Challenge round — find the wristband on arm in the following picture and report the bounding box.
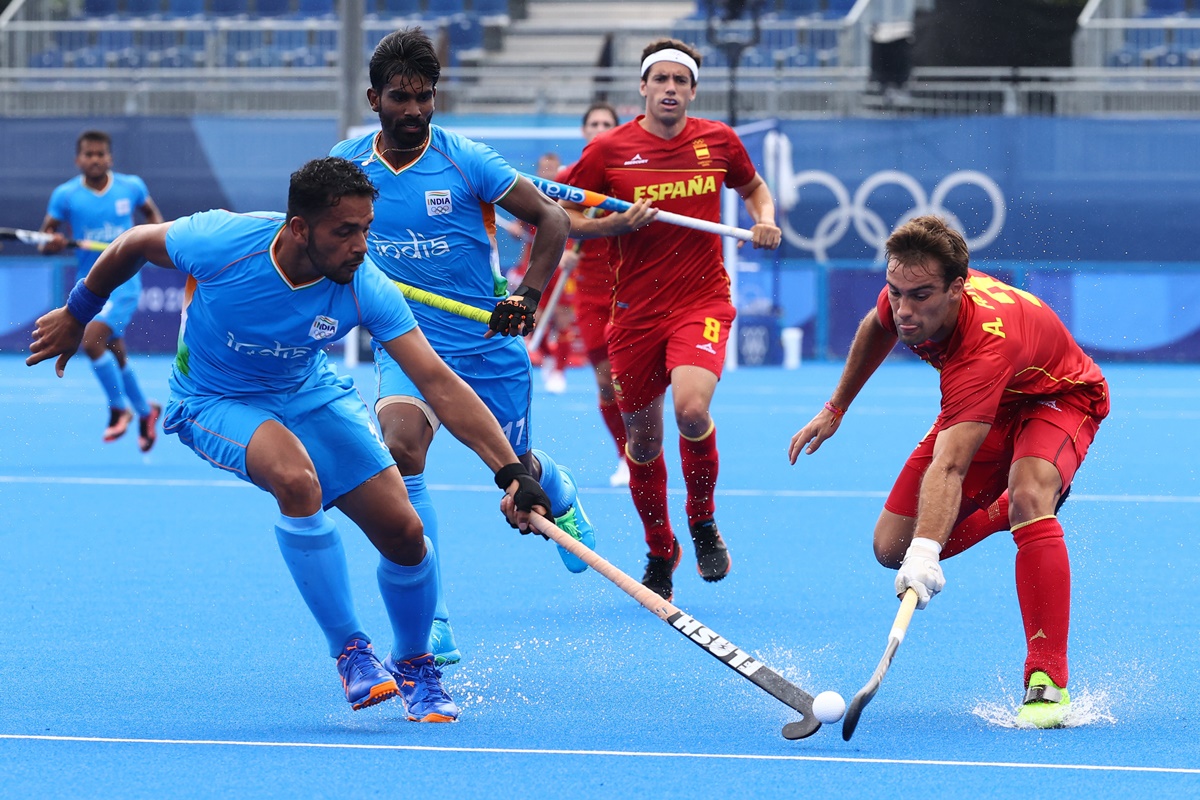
[66,278,107,325]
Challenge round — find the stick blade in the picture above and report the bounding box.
[840,683,877,741]
[781,715,821,740]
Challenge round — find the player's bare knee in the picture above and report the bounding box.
[268,465,323,513]
[673,406,709,436]
[376,517,426,566]
[874,538,906,569]
[384,433,426,474]
[1008,482,1057,521]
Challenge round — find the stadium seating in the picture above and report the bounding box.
[255,0,292,15]
[124,0,164,16]
[471,0,509,15]
[210,0,251,16]
[165,0,204,17]
[373,0,423,17]
[82,0,119,17]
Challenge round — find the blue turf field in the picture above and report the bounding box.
[1,354,1198,798]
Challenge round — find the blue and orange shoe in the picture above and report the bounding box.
[553,466,597,574]
[384,653,460,723]
[336,638,399,711]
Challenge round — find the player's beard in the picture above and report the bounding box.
[306,237,359,285]
[388,113,430,151]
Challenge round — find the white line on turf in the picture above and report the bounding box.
[0,733,1197,774]
[0,475,1197,504]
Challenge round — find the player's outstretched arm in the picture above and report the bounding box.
[561,198,657,241]
[378,327,551,531]
[735,175,781,251]
[788,308,897,463]
[27,222,175,376]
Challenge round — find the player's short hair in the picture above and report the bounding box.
[885,215,970,287]
[640,38,702,85]
[582,101,619,128]
[76,130,112,154]
[287,157,378,223]
[369,27,440,92]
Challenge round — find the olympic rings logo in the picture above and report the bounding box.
[779,170,1006,263]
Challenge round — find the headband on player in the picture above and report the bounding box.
[640,49,699,82]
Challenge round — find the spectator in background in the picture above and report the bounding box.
[40,130,165,451]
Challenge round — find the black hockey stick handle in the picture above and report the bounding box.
[841,588,919,741]
[0,227,107,252]
[529,514,822,740]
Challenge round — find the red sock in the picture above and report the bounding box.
[679,424,718,525]
[943,492,1010,559]
[599,399,627,458]
[1012,516,1071,687]
[627,450,674,557]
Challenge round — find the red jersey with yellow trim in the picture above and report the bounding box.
[556,162,614,305]
[876,268,1109,428]
[563,115,757,330]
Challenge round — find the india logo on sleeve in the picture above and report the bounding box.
[308,315,339,340]
[425,190,453,216]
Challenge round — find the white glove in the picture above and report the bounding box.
[895,537,945,610]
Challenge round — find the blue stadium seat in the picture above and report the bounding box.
[376,0,422,15]
[297,0,335,17]
[432,0,466,17]
[1144,0,1186,16]
[273,28,309,50]
[125,0,163,14]
[83,0,119,17]
[823,0,855,18]
[210,0,250,15]
[224,29,267,65]
[55,30,92,51]
[68,46,105,68]
[29,48,65,68]
[445,16,482,54]
[165,0,204,17]
[472,0,508,14]
[1126,27,1168,50]
[778,0,821,16]
[255,0,291,14]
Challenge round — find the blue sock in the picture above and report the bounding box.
[91,351,126,410]
[120,364,151,418]
[403,474,449,621]
[377,540,438,661]
[274,511,365,657]
[532,448,574,517]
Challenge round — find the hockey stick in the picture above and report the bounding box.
[392,281,491,325]
[525,249,576,353]
[529,514,822,740]
[841,587,919,741]
[524,174,755,242]
[0,227,108,252]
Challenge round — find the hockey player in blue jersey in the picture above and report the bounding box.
[40,130,165,450]
[330,27,596,668]
[27,157,554,723]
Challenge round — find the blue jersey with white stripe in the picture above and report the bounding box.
[46,171,149,301]
[330,125,518,355]
[164,209,416,396]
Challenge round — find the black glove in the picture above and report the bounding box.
[494,462,552,536]
[488,285,541,337]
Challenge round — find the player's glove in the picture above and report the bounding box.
[488,285,541,337]
[894,537,945,610]
[494,462,552,537]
